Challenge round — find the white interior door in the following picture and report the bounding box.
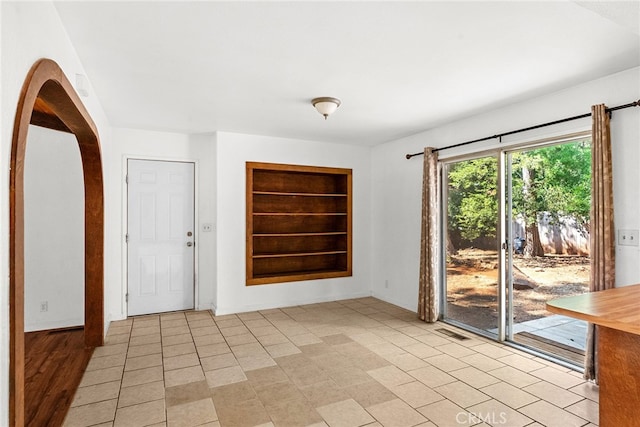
[127,159,195,316]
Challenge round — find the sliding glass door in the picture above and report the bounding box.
[442,136,591,364]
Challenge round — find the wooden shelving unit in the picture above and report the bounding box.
[246,162,352,285]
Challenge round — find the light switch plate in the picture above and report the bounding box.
[618,229,639,246]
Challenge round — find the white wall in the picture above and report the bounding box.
[0,2,112,425]
[372,66,640,311]
[215,132,372,314]
[24,126,84,331]
[107,128,217,321]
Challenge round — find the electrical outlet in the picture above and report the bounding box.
[618,229,639,246]
[40,301,48,312]
[202,223,213,232]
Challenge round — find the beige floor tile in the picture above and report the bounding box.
[354,353,391,371]
[232,342,267,358]
[459,353,506,372]
[190,327,221,338]
[265,397,324,426]
[167,398,218,427]
[121,366,164,388]
[423,353,469,372]
[117,380,165,408]
[413,333,451,347]
[471,343,514,359]
[255,381,305,406]
[265,342,301,358]
[71,381,121,407]
[114,399,165,427]
[237,354,277,371]
[487,366,540,388]
[342,380,397,408]
[211,381,258,405]
[165,365,205,388]
[186,319,216,330]
[385,333,420,348]
[530,366,585,389]
[327,367,373,388]
[80,366,125,387]
[569,382,600,403]
[124,353,163,372]
[390,381,443,409]
[316,398,375,427]
[243,318,271,329]
[93,343,129,358]
[385,352,429,371]
[166,380,211,408]
[161,333,193,347]
[105,333,131,345]
[245,365,290,390]
[200,352,239,371]
[196,342,231,357]
[523,381,584,408]
[164,352,200,371]
[108,325,133,336]
[288,332,324,346]
[64,399,118,427]
[225,333,258,346]
[237,311,265,321]
[220,325,250,337]
[408,366,456,388]
[566,398,599,424]
[206,365,248,388]
[248,325,281,337]
[128,334,161,347]
[257,333,290,346]
[300,380,351,407]
[434,342,477,358]
[402,342,443,359]
[449,366,501,389]
[435,380,491,408]
[519,400,589,427]
[215,398,271,427]
[194,333,226,346]
[497,353,546,372]
[215,318,244,328]
[287,365,331,388]
[416,399,470,427]
[480,381,539,409]
[131,326,161,337]
[366,398,427,427]
[162,342,196,358]
[367,342,407,357]
[466,399,533,427]
[86,353,127,371]
[322,333,354,346]
[367,365,414,388]
[162,325,191,337]
[127,342,162,358]
[160,318,188,329]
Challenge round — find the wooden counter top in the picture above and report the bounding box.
[546,284,640,336]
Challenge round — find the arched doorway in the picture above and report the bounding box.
[9,59,104,427]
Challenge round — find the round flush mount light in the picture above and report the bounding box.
[312,97,341,120]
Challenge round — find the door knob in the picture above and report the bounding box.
[187,242,193,247]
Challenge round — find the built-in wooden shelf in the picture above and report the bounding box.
[246,162,352,285]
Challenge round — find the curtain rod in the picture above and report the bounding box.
[405,99,640,159]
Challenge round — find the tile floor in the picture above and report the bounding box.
[63,297,599,427]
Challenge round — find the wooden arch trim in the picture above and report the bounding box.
[9,58,104,427]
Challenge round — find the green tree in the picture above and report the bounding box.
[511,140,591,256]
[447,157,498,243]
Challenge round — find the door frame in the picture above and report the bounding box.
[122,156,199,316]
[9,59,104,427]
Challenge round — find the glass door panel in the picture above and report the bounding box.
[506,140,591,364]
[443,156,500,335]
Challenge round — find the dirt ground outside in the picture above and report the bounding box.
[446,248,589,331]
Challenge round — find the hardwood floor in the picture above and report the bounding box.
[24,328,94,427]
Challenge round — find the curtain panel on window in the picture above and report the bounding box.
[584,104,616,382]
[418,147,440,322]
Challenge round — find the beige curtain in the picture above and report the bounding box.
[584,104,616,381]
[418,147,439,322]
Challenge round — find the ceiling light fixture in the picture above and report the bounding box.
[312,97,341,120]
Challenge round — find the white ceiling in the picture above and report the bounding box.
[53,1,640,146]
